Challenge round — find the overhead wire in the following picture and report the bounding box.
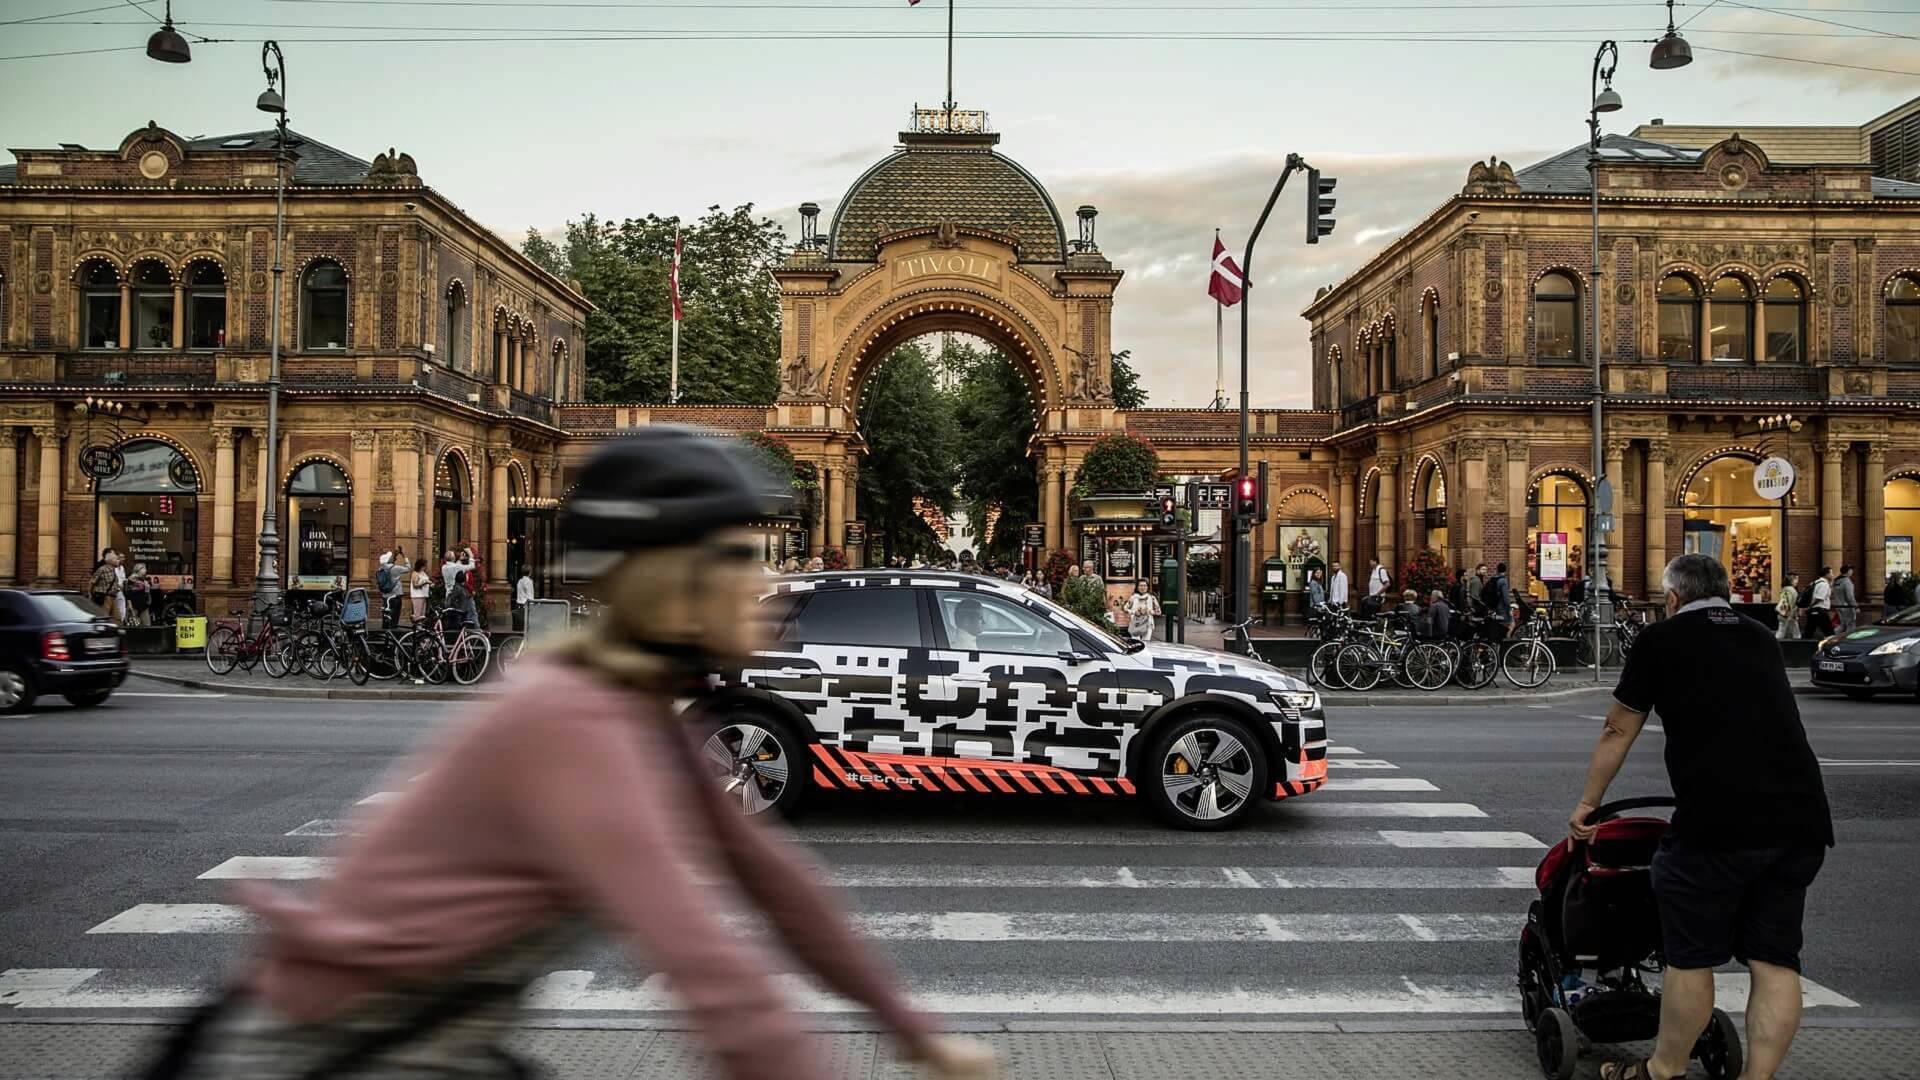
[1715,0,1917,38]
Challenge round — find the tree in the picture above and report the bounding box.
[856,343,959,561]
[946,339,1039,565]
[520,205,785,404]
[1110,349,1149,410]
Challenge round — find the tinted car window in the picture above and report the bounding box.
[0,594,28,627]
[757,593,804,643]
[790,587,923,648]
[937,591,1072,656]
[31,593,110,624]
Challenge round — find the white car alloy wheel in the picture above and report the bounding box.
[1155,724,1260,827]
[702,720,794,816]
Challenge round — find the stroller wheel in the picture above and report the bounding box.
[1534,1006,1578,1080]
[1517,934,1553,1033]
[1696,1006,1744,1078]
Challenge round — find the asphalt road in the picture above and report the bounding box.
[2,674,1915,1029]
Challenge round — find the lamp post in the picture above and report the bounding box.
[253,41,290,610]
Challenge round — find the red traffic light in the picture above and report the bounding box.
[1237,477,1256,500]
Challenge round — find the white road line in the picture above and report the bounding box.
[355,791,401,806]
[3,969,1856,1014]
[112,692,230,699]
[285,819,350,836]
[1324,745,1365,755]
[1820,760,1920,767]
[180,860,1536,887]
[88,905,253,934]
[1323,778,1439,792]
[1282,802,1488,819]
[1379,831,1547,849]
[1327,759,1400,770]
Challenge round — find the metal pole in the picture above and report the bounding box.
[670,316,680,404]
[254,40,289,612]
[1588,41,1615,681]
[946,0,954,117]
[1235,155,1304,648]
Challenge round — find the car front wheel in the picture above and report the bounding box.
[700,712,804,818]
[1141,714,1268,831]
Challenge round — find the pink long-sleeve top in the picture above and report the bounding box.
[235,659,934,1079]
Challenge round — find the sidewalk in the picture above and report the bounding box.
[129,655,497,701]
[2,1020,1915,1079]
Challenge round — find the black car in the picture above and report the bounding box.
[0,589,130,713]
[1810,604,1920,699]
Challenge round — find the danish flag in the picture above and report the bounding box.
[669,229,683,322]
[1209,236,1244,307]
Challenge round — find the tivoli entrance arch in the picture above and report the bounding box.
[770,110,1124,558]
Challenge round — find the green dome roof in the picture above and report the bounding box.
[828,133,1068,264]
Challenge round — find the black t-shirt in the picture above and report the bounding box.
[1613,602,1833,851]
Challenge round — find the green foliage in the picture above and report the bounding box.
[519,206,785,404]
[1044,549,1077,591]
[1187,553,1222,594]
[1076,433,1160,494]
[739,430,796,483]
[856,343,959,559]
[1059,573,1111,625]
[1401,549,1451,601]
[947,339,1039,565]
[1110,349,1149,410]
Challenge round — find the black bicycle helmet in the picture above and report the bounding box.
[559,427,789,556]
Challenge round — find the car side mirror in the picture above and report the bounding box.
[1057,650,1094,665]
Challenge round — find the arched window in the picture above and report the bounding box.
[1526,473,1589,598]
[1885,478,1920,597]
[131,261,173,351]
[1711,276,1755,362]
[1534,272,1579,360]
[1658,274,1701,361]
[444,282,467,370]
[1418,462,1448,552]
[1424,296,1440,378]
[300,261,348,350]
[552,341,569,400]
[186,262,227,349]
[1764,277,1805,364]
[1888,274,1920,365]
[434,452,469,558]
[79,261,122,350]
[1384,332,1398,388]
[95,439,198,588]
[287,461,351,592]
[1684,454,1775,600]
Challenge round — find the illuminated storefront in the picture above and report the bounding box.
[1884,476,1920,584]
[1684,455,1776,601]
[1526,473,1587,598]
[95,439,198,592]
[287,460,351,592]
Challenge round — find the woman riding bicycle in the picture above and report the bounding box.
[162,428,995,1079]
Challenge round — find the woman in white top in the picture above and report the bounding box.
[408,558,433,624]
[1122,579,1161,642]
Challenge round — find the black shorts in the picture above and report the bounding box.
[1650,834,1826,972]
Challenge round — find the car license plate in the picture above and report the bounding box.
[1818,660,1846,673]
[85,638,117,654]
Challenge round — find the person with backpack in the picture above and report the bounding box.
[1366,557,1391,600]
[1806,566,1835,639]
[1775,572,1800,641]
[376,548,405,628]
[1481,562,1513,637]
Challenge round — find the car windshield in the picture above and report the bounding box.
[1015,586,1141,652]
[1881,604,1920,626]
[32,593,109,623]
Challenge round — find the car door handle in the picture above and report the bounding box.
[776,666,810,677]
[951,674,990,685]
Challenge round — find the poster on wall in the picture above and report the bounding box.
[1081,533,1100,569]
[1281,524,1329,591]
[1104,537,1138,582]
[783,530,809,560]
[1889,536,1914,577]
[1537,532,1569,582]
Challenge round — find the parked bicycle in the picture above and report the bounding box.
[1333,615,1452,692]
[205,596,295,677]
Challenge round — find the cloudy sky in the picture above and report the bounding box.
[4,0,1917,406]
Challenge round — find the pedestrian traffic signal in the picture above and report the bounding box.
[1307,168,1337,244]
[1159,496,1178,528]
[1236,475,1258,522]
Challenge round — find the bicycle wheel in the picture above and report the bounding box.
[1335,643,1382,692]
[1308,641,1347,689]
[1405,642,1452,691]
[261,630,293,678]
[1457,640,1500,689]
[411,633,450,684]
[205,625,241,675]
[1503,638,1556,689]
[364,631,402,680]
[346,642,371,685]
[1389,642,1420,689]
[449,631,492,686]
[495,634,525,679]
[310,631,346,681]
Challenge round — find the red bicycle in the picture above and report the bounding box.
[204,598,295,677]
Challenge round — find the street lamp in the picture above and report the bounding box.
[1585,16,1689,674]
[144,0,191,64]
[253,40,290,611]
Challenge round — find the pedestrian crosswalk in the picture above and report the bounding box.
[0,740,1863,1021]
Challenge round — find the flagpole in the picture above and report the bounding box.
[1213,229,1225,410]
[669,227,681,404]
[945,0,954,121]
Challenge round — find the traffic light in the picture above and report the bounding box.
[1159,496,1178,529]
[1307,168,1337,244]
[1236,475,1258,523]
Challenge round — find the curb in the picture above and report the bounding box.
[1318,683,1614,707]
[129,667,499,702]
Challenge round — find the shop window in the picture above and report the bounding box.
[1765,277,1805,364]
[1419,463,1448,553]
[96,439,198,593]
[131,261,173,351]
[1711,276,1754,362]
[1526,474,1588,598]
[1683,455,1775,601]
[187,262,227,349]
[1889,274,1920,365]
[301,261,349,350]
[434,453,469,558]
[1885,478,1920,600]
[288,461,352,592]
[80,261,121,350]
[1658,274,1701,361]
[445,282,467,369]
[1534,272,1579,360]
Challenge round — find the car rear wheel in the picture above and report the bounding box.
[0,666,36,714]
[1141,714,1268,831]
[700,712,804,818]
[63,690,112,708]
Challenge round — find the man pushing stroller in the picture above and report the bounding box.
[1569,554,1833,1080]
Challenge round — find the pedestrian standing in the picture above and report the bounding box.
[1571,554,1831,1080]
[408,558,432,624]
[112,553,129,625]
[378,548,405,628]
[1426,589,1452,639]
[1307,567,1326,610]
[125,563,151,627]
[514,567,535,631]
[1775,573,1800,641]
[1327,561,1350,609]
[1806,566,1834,639]
[1366,557,1390,600]
[440,549,460,593]
[90,551,120,614]
[1485,562,1513,637]
[1122,580,1160,642]
[1833,564,1857,632]
[806,556,826,572]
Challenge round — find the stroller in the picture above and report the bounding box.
[1517,797,1743,1080]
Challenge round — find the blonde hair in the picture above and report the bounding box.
[544,546,715,689]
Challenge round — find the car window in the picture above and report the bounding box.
[31,593,109,624]
[789,587,923,648]
[1883,604,1920,626]
[0,594,27,627]
[756,593,804,642]
[936,590,1072,656]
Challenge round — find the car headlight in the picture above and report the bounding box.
[1272,689,1320,712]
[1869,637,1920,657]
